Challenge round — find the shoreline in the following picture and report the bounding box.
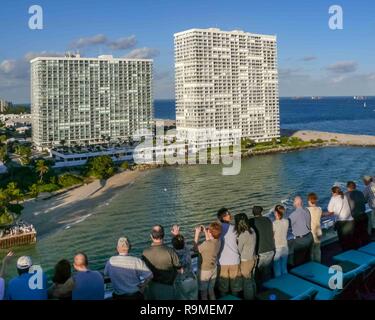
[21,169,146,237]
[244,130,375,157]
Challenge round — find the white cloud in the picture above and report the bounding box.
[109,35,137,50]
[125,47,160,59]
[24,51,65,61]
[70,34,108,49]
[326,61,358,74]
[302,56,317,62]
[0,60,16,73]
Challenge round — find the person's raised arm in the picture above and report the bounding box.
[193,226,203,251]
[171,224,180,237]
[0,251,14,278]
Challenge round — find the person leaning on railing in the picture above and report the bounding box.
[288,197,314,267]
[346,181,370,248]
[142,225,183,300]
[171,225,198,300]
[234,213,257,300]
[216,208,242,297]
[306,193,323,263]
[0,251,13,300]
[193,221,222,300]
[325,186,355,251]
[104,237,153,300]
[363,175,375,233]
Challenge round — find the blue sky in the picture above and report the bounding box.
[0,0,374,102]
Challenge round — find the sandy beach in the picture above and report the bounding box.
[21,169,146,237]
[291,130,375,146]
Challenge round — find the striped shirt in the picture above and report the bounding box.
[104,254,153,295]
[364,182,375,210]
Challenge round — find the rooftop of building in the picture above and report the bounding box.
[174,27,277,40]
[30,54,153,64]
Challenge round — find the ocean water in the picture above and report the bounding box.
[1,97,375,279]
[155,97,375,136]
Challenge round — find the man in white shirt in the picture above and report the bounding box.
[327,186,355,250]
[363,176,375,232]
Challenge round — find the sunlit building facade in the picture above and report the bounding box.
[31,55,153,148]
[174,28,280,148]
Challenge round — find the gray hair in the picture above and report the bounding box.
[117,237,130,250]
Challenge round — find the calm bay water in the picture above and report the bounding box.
[4,146,375,279]
[1,97,375,279]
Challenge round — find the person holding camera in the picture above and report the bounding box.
[171,225,198,300]
[193,222,222,300]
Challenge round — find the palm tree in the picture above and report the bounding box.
[35,160,49,183]
[5,182,23,204]
[15,145,31,166]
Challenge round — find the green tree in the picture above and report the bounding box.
[15,145,32,165]
[0,145,8,162]
[0,187,18,226]
[35,159,49,182]
[5,182,23,204]
[120,161,129,170]
[0,208,14,226]
[29,183,39,198]
[87,155,115,179]
[0,135,6,144]
[0,188,7,206]
[58,174,83,188]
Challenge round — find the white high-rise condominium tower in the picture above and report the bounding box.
[174,28,280,147]
[31,54,153,148]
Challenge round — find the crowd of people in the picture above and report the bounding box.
[0,221,36,238]
[0,176,374,300]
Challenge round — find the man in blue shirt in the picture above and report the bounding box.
[7,256,48,300]
[72,252,104,300]
[104,237,153,300]
[289,196,313,267]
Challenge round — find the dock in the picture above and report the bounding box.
[0,232,37,249]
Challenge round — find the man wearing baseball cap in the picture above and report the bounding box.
[6,256,48,300]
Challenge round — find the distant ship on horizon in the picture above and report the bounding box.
[354,96,367,100]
